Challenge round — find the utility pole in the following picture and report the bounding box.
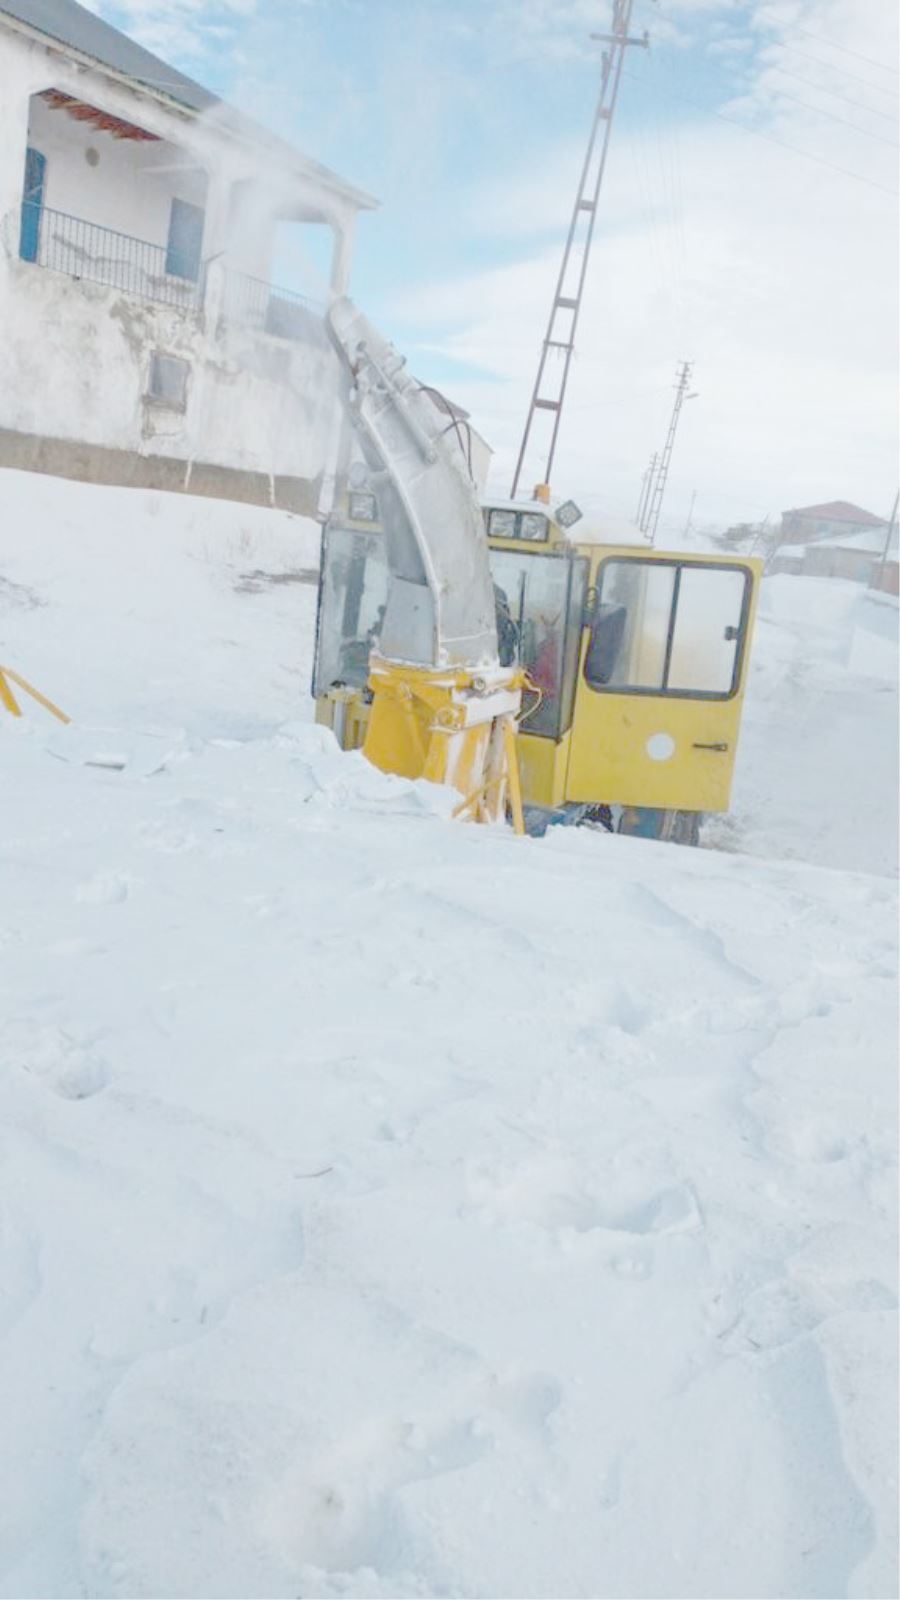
[645,360,696,546]
[875,490,899,590]
[510,0,649,499]
[636,452,658,529]
[682,487,697,540]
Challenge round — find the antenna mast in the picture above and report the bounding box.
[510,0,648,500]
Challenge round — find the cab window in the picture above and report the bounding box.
[585,558,750,700]
[491,550,587,737]
[313,524,388,697]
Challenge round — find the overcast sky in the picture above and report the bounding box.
[96,0,898,537]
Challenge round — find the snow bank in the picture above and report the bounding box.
[705,572,898,876]
[1,469,897,1599]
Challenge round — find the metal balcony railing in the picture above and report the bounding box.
[221,271,326,346]
[19,203,203,310]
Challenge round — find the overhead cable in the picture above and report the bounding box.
[765,61,897,123]
[623,70,898,197]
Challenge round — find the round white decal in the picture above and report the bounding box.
[646,732,676,762]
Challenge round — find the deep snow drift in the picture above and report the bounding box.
[1,471,897,1599]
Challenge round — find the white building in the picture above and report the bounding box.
[0,0,378,512]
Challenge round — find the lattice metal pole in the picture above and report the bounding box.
[635,451,658,528]
[510,0,648,500]
[645,361,694,546]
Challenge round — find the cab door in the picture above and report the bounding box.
[565,551,760,813]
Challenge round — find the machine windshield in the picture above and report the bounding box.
[313,524,388,697]
[490,549,586,738]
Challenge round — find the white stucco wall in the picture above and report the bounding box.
[0,239,340,484]
[0,20,368,500]
[26,95,209,254]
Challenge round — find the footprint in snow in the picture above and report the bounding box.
[469,1157,701,1241]
[75,871,130,906]
[267,1370,561,1576]
[5,1021,110,1100]
[725,1273,897,1356]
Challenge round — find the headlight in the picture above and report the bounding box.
[488,509,517,539]
[520,512,549,542]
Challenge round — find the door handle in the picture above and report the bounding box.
[692,741,729,752]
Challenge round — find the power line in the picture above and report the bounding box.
[765,62,897,123]
[758,15,900,76]
[624,70,898,197]
[766,84,899,146]
[771,40,899,100]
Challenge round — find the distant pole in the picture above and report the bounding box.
[875,490,899,588]
[645,360,695,546]
[748,512,771,559]
[682,487,697,539]
[635,452,657,525]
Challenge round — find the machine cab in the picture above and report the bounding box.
[481,497,761,824]
[313,490,761,832]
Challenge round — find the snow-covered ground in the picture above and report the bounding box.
[1,471,897,1600]
[704,574,899,878]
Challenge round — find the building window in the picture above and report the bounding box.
[147,352,189,409]
[165,198,204,282]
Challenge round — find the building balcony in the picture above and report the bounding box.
[218,269,326,346]
[19,201,203,311]
[17,202,326,346]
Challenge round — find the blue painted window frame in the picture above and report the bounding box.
[20,146,46,263]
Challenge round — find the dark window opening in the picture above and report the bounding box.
[165,197,204,282]
[147,351,189,409]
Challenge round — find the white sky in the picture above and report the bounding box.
[96,0,899,536]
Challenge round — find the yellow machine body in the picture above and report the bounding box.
[361,656,525,830]
[312,503,761,833]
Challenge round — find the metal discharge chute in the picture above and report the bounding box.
[323,298,525,830]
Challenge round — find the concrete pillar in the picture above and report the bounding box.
[0,79,33,236]
[329,211,356,297]
[198,169,234,327]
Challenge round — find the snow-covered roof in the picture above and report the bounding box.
[0,0,214,111]
[0,0,378,212]
[809,525,897,556]
[481,497,553,516]
[782,500,887,528]
[569,512,651,549]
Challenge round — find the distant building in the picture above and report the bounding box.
[779,501,888,546]
[0,0,377,513]
[771,500,894,586]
